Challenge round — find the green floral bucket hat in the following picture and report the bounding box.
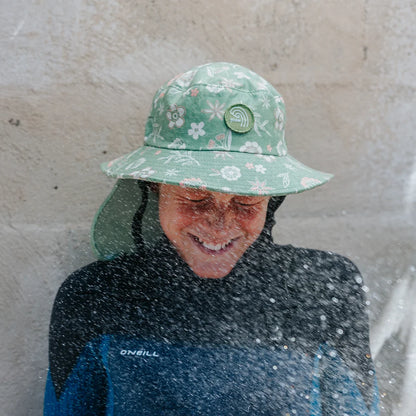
[92,62,333,259]
[102,62,332,195]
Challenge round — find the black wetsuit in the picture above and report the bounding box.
[44,197,379,415]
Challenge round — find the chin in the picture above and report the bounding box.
[190,262,236,279]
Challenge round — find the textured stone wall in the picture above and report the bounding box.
[1,1,415,414]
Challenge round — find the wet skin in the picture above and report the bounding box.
[158,184,270,279]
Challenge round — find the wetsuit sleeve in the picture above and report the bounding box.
[322,257,379,414]
[44,339,108,415]
[44,264,113,413]
[312,343,378,416]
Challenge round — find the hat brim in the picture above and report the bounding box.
[101,145,332,196]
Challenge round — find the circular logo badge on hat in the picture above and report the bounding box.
[224,104,254,133]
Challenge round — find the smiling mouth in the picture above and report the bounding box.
[190,234,237,254]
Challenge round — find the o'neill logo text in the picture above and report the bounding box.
[120,350,160,357]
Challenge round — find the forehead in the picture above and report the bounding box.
[159,184,269,202]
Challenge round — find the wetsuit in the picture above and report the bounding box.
[44,197,379,415]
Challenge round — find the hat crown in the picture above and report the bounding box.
[144,62,288,157]
[101,62,332,197]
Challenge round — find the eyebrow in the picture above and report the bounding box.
[178,189,210,198]
[233,195,266,202]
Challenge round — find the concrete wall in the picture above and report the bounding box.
[1,0,415,414]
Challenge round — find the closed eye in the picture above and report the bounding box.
[234,200,261,207]
[235,202,257,206]
[188,198,208,203]
[183,195,211,203]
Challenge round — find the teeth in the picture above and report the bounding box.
[203,242,221,251]
[196,237,232,251]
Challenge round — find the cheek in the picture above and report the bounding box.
[159,205,195,240]
[174,206,205,228]
[239,209,268,239]
[241,219,264,239]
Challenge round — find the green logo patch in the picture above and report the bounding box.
[224,104,254,133]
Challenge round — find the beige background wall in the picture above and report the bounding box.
[1,0,415,414]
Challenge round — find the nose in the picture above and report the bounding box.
[206,202,234,230]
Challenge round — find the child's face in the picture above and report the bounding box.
[158,184,270,278]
